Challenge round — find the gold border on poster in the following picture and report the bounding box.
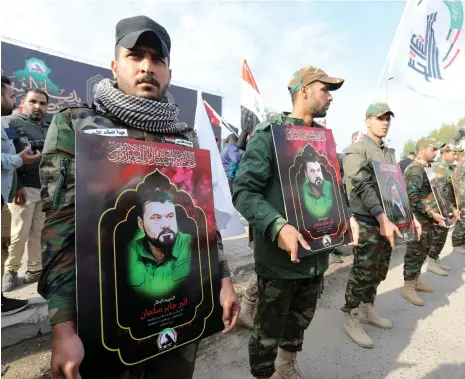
[113,203,204,338]
[270,125,349,252]
[97,169,216,366]
[424,167,448,219]
[292,147,347,245]
[372,161,416,242]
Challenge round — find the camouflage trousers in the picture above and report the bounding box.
[107,342,199,379]
[404,222,448,281]
[244,274,259,303]
[452,218,465,247]
[249,274,323,378]
[428,222,449,260]
[342,221,392,312]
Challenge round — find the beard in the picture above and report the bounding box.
[29,111,44,122]
[1,105,13,116]
[118,74,170,101]
[312,177,323,190]
[313,108,327,118]
[146,228,177,256]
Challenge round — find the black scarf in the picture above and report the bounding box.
[93,79,192,134]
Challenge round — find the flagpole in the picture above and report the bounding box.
[372,0,413,101]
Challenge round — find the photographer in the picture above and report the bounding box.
[2,88,47,292]
[1,76,41,314]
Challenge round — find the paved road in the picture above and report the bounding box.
[3,234,464,379]
[194,237,465,379]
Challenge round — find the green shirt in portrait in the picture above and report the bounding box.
[302,179,333,219]
[127,232,192,297]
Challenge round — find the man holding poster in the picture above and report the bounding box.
[233,66,359,379]
[402,138,448,306]
[38,16,239,378]
[342,103,421,349]
[426,143,463,275]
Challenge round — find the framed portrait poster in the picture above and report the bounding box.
[75,133,223,377]
[271,124,352,258]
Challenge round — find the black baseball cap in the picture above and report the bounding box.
[115,16,171,58]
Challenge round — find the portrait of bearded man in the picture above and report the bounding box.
[298,151,340,236]
[126,190,193,297]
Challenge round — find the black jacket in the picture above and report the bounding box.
[2,113,48,189]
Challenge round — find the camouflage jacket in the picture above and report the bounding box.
[343,135,396,224]
[403,158,438,222]
[454,162,465,207]
[433,160,458,213]
[233,112,335,280]
[38,105,230,326]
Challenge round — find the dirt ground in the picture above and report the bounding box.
[8,245,465,379]
[1,256,353,379]
[6,245,465,379]
[1,334,51,379]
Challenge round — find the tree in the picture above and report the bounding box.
[401,139,416,159]
[401,116,464,158]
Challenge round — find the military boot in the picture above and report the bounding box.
[427,258,448,276]
[237,297,255,330]
[436,258,451,271]
[401,280,424,306]
[343,309,374,348]
[358,302,393,329]
[272,348,302,379]
[415,276,433,293]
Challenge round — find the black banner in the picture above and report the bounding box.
[0,41,222,136]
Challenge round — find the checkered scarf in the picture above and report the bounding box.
[93,79,191,134]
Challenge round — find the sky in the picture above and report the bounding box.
[1,0,464,156]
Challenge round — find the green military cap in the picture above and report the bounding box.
[441,143,465,153]
[365,102,395,118]
[288,66,344,96]
[416,137,446,150]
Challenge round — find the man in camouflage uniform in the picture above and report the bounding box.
[236,116,341,331]
[233,66,359,379]
[402,138,449,306]
[425,144,463,275]
[341,103,420,348]
[452,151,465,253]
[38,16,239,379]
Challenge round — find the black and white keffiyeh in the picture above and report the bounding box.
[93,79,192,134]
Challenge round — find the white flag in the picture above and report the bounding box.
[240,59,267,134]
[388,0,465,99]
[194,92,245,238]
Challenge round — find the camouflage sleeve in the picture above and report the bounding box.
[404,166,435,218]
[456,166,465,205]
[215,230,230,279]
[38,109,77,326]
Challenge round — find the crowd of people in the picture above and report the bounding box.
[1,79,47,314]
[1,14,464,379]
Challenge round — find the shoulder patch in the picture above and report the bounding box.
[162,136,194,147]
[253,121,272,133]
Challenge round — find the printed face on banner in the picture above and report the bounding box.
[425,167,452,226]
[271,124,352,258]
[295,146,342,238]
[373,162,416,244]
[119,179,198,301]
[75,134,223,377]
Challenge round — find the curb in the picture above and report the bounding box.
[1,297,50,348]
